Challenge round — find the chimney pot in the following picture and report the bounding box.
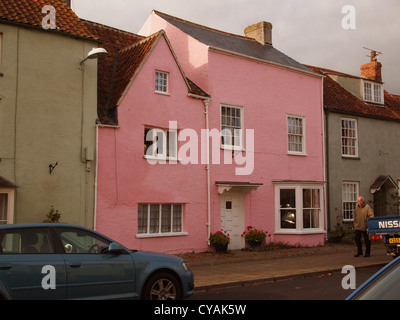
[244,21,273,46]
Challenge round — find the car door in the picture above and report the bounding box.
[0,227,66,299]
[56,227,137,299]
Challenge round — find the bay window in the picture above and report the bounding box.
[275,183,324,233]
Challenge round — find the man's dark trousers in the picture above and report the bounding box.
[355,230,371,256]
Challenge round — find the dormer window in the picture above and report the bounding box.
[363,80,384,104]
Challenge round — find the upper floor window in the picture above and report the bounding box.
[363,81,383,104]
[144,127,177,161]
[287,115,306,155]
[221,104,243,150]
[155,71,168,94]
[341,118,358,158]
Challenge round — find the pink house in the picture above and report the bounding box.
[95,11,325,253]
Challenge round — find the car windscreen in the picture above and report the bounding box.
[354,261,400,300]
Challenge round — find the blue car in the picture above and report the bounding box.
[0,224,194,300]
[347,256,400,300]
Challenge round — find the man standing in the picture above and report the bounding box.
[354,196,374,257]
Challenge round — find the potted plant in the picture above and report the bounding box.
[209,230,230,253]
[241,226,267,247]
[43,206,61,223]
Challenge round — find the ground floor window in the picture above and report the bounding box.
[275,183,324,233]
[137,204,183,236]
[342,181,359,221]
[0,189,14,225]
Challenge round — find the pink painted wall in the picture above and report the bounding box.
[96,13,326,253]
[96,35,209,253]
[139,13,325,249]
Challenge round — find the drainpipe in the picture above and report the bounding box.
[203,99,211,245]
[188,93,212,246]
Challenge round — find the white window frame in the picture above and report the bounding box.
[136,204,187,238]
[341,118,358,158]
[155,70,169,94]
[287,115,306,155]
[275,183,324,234]
[0,33,3,75]
[144,127,177,161]
[363,80,384,104]
[0,188,15,225]
[220,104,243,151]
[342,181,359,221]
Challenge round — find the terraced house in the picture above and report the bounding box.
[93,10,326,253]
[309,53,400,233]
[0,0,100,226]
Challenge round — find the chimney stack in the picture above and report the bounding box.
[244,21,273,46]
[64,0,71,7]
[361,51,382,82]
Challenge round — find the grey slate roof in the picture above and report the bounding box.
[155,11,313,74]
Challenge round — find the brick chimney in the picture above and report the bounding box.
[244,21,273,46]
[361,51,382,82]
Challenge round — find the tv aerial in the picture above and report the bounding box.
[363,47,383,61]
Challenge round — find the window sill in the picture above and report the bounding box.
[136,232,188,239]
[274,230,326,235]
[287,151,307,156]
[341,156,360,160]
[144,155,180,162]
[155,91,170,96]
[221,145,245,152]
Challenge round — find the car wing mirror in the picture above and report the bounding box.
[108,242,126,254]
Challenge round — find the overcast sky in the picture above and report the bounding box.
[71,0,399,94]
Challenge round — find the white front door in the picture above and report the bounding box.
[220,192,244,250]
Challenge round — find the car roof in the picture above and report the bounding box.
[0,223,92,230]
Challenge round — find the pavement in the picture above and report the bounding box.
[177,242,392,292]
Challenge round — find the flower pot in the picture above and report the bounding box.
[248,241,261,248]
[213,243,228,253]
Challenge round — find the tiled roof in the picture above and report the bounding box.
[0,0,97,41]
[83,20,144,124]
[308,65,400,122]
[154,10,314,75]
[83,21,210,125]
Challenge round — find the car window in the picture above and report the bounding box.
[59,228,111,254]
[0,229,54,254]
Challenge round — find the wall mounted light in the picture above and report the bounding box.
[80,47,108,64]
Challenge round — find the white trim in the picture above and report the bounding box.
[341,117,359,158]
[274,182,325,234]
[220,103,244,150]
[155,70,169,94]
[136,232,188,239]
[0,188,15,224]
[363,80,384,105]
[286,114,306,156]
